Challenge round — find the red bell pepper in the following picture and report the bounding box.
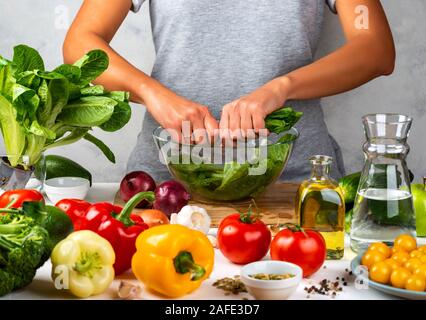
[56,192,154,275]
[0,189,44,208]
[55,199,91,230]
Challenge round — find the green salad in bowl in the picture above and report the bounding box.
[153,107,302,202]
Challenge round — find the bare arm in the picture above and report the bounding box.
[220,0,395,134]
[64,0,218,140]
[284,0,395,100]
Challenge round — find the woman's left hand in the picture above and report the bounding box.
[219,77,290,138]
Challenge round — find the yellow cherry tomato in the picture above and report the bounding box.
[410,250,423,259]
[362,250,386,269]
[368,242,391,258]
[418,245,426,254]
[369,261,392,284]
[420,255,426,264]
[404,258,423,273]
[391,246,406,255]
[394,234,417,253]
[390,267,411,289]
[391,250,410,265]
[384,258,400,270]
[405,275,426,292]
[413,265,426,279]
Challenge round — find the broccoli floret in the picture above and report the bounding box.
[0,214,49,296]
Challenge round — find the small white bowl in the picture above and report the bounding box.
[44,177,90,204]
[241,261,302,300]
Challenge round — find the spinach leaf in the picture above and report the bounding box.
[99,101,131,132]
[265,107,303,134]
[0,59,15,99]
[73,50,108,87]
[57,96,115,127]
[0,95,26,165]
[106,91,130,102]
[53,64,81,83]
[12,45,45,73]
[44,127,89,150]
[80,85,105,96]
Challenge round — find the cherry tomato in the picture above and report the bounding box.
[368,242,391,258]
[405,275,426,292]
[217,211,271,264]
[413,265,426,279]
[394,234,417,253]
[270,224,326,277]
[384,258,400,271]
[403,258,422,273]
[391,247,406,255]
[418,245,426,254]
[391,250,410,265]
[370,261,392,284]
[362,250,386,269]
[420,255,426,264]
[410,250,424,259]
[0,189,44,208]
[390,267,411,289]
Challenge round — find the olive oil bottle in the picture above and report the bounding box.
[296,155,345,260]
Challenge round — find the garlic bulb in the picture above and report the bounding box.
[170,205,211,234]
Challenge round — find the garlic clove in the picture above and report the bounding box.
[207,235,218,248]
[117,281,142,300]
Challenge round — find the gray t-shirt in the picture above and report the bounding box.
[127,0,345,181]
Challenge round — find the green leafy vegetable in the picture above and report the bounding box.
[0,202,72,296]
[169,107,301,201]
[0,44,131,169]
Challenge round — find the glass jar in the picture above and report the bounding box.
[350,114,416,252]
[0,153,46,192]
[297,155,345,260]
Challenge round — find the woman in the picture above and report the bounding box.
[64,0,395,181]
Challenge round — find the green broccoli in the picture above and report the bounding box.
[0,213,49,296]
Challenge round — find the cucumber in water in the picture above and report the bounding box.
[39,155,92,186]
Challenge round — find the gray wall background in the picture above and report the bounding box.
[1,1,425,182]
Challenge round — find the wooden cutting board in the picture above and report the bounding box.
[114,182,299,227]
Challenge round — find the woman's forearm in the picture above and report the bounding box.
[63,31,158,105]
[279,34,395,101]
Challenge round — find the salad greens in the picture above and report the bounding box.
[169,107,302,201]
[0,44,131,169]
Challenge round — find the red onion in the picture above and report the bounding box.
[153,180,190,217]
[120,171,156,208]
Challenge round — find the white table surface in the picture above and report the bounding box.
[0,183,402,300]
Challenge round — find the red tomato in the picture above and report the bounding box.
[0,189,44,208]
[270,225,326,277]
[217,213,271,264]
[55,199,91,229]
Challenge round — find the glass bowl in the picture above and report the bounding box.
[153,126,299,203]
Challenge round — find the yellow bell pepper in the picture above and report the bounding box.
[131,224,214,298]
[51,230,115,298]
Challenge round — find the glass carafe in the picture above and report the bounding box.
[350,114,416,252]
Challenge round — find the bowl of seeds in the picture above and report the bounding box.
[241,261,302,300]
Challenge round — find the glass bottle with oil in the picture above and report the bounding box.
[296,155,345,260]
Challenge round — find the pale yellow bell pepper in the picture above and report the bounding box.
[51,230,115,298]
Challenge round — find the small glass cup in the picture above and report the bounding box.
[0,153,46,192]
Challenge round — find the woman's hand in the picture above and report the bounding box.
[220,77,290,138]
[142,81,219,143]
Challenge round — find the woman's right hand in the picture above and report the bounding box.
[140,81,219,143]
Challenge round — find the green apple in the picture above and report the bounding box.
[412,181,426,237]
